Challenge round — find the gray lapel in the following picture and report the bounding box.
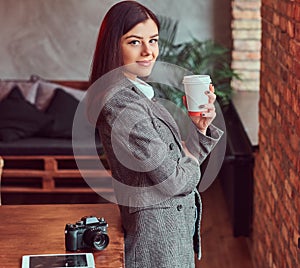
[130,83,183,147]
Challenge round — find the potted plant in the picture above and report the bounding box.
[155,16,240,108]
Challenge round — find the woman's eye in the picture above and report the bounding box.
[129,40,140,45]
[150,38,158,44]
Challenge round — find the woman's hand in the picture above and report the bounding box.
[188,84,217,135]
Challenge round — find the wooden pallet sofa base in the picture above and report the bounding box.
[1,155,113,204]
[2,155,111,192]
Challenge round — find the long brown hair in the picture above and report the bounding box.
[89,1,160,85]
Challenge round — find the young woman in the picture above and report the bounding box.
[88,1,223,267]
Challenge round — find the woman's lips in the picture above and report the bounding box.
[136,60,152,67]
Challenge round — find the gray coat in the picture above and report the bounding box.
[96,77,223,268]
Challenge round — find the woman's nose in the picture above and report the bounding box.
[141,43,151,55]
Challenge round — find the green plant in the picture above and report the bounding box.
[155,16,240,107]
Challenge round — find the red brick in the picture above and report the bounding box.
[289,132,300,152]
[278,1,288,15]
[296,118,300,137]
[273,13,280,26]
[291,96,300,118]
[268,252,273,267]
[297,79,300,99]
[289,169,298,194]
[295,4,300,22]
[281,223,289,246]
[272,91,280,106]
[263,0,276,9]
[289,240,298,268]
[287,21,295,38]
[283,85,292,103]
[262,6,274,23]
[286,2,295,19]
[269,24,278,40]
[285,136,298,166]
[294,60,300,79]
[279,16,287,32]
[271,183,279,200]
[273,155,282,175]
[278,31,290,49]
[296,23,300,41]
[265,36,272,50]
[289,40,300,57]
[284,179,293,198]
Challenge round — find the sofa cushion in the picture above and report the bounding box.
[0,81,39,104]
[0,86,53,142]
[39,88,79,138]
[0,136,103,156]
[35,80,85,110]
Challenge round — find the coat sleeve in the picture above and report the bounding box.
[185,124,224,165]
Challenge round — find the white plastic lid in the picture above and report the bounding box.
[182,75,211,84]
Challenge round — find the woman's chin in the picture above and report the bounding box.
[137,70,153,78]
[137,64,155,77]
[124,66,154,78]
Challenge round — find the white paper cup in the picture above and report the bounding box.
[182,75,212,116]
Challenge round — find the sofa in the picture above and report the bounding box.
[0,76,112,204]
[0,76,254,237]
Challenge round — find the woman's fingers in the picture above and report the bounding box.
[205,90,216,104]
[200,103,215,110]
[200,103,216,118]
[201,110,216,118]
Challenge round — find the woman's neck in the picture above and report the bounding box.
[123,72,137,81]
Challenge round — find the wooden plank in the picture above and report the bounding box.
[3,169,109,177]
[1,155,101,160]
[2,170,47,177]
[51,80,90,90]
[1,187,114,193]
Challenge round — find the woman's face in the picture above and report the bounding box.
[120,18,159,80]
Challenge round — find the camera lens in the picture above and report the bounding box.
[83,229,109,250]
[93,233,109,250]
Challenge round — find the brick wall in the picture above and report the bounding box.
[252,0,300,267]
[231,0,262,91]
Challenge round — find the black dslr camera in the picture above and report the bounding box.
[65,216,109,251]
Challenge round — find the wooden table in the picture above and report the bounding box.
[0,204,124,267]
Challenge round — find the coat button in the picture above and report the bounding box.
[177,205,183,211]
[169,143,175,150]
[152,97,157,102]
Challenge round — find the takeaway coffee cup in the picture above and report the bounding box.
[182,75,212,116]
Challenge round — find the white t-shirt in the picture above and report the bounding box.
[130,78,154,99]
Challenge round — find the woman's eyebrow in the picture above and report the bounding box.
[150,34,159,38]
[125,34,159,39]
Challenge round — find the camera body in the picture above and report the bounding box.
[65,216,109,251]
